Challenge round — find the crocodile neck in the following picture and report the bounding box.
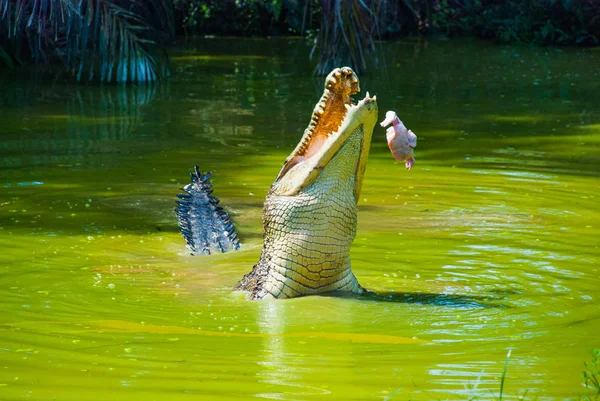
[236,126,368,299]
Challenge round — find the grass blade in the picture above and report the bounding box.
[499,349,512,401]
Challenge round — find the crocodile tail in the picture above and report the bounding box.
[175,166,240,255]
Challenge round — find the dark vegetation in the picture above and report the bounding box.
[0,0,175,83]
[1,0,599,81]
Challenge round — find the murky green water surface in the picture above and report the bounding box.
[1,38,599,400]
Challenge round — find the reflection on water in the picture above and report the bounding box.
[0,37,599,400]
[255,301,333,399]
[0,83,161,169]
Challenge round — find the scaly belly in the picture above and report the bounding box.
[259,179,361,298]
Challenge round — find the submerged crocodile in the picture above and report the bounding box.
[176,67,378,300]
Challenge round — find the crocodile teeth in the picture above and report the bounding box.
[373,95,377,101]
[317,108,324,115]
[334,71,341,78]
[365,91,370,99]
[351,77,358,84]
[328,77,337,85]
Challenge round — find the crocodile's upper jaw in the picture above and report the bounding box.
[271,67,378,199]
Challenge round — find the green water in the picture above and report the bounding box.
[0,38,599,400]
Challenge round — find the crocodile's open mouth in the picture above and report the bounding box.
[276,67,376,182]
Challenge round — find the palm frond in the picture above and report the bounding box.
[88,0,160,83]
[0,0,173,84]
[314,0,378,75]
[314,0,419,75]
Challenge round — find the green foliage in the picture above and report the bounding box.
[3,1,598,82]
[167,0,600,48]
[0,0,175,84]
[498,349,511,401]
[314,0,418,74]
[314,0,374,75]
[583,349,600,401]
[430,0,600,45]
[172,0,310,36]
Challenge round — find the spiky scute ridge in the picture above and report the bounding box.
[175,166,240,255]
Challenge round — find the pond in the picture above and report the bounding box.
[0,37,598,400]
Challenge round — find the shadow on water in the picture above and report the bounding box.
[320,290,508,309]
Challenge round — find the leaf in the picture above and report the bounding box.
[0,0,173,84]
[271,0,283,20]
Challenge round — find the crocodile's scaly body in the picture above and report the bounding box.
[177,67,378,300]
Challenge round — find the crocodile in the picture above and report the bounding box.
[176,67,378,300]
